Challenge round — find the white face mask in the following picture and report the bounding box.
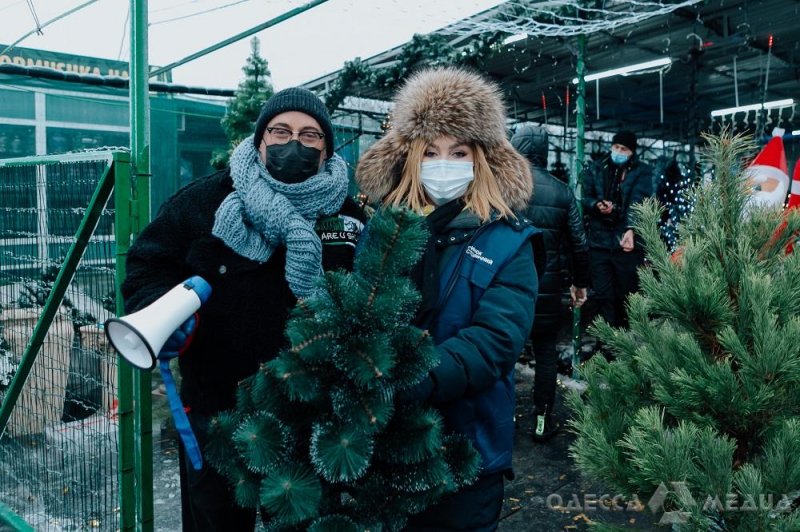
[420,160,475,206]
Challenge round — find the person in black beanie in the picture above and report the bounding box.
[121,86,365,531]
[253,87,336,157]
[581,129,654,343]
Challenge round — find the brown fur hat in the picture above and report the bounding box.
[356,67,532,210]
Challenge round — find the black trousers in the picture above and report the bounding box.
[404,472,505,531]
[588,248,645,328]
[531,326,559,416]
[179,412,257,532]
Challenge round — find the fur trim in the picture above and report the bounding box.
[356,67,532,210]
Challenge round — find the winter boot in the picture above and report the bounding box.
[532,409,561,443]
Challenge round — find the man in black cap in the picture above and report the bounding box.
[581,130,654,339]
[122,87,365,530]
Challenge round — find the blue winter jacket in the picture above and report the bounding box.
[421,212,539,476]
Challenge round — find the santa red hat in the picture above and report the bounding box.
[788,158,800,210]
[750,129,788,181]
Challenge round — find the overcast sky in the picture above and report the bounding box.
[0,0,504,90]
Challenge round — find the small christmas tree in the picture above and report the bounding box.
[206,207,480,530]
[211,37,274,169]
[570,131,800,529]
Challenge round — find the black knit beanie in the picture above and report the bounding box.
[253,87,334,156]
[611,130,637,153]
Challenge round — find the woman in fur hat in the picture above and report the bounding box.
[357,67,541,531]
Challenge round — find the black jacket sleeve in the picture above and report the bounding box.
[121,182,208,313]
[565,193,590,288]
[623,163,656,229]
[581,162,603,214]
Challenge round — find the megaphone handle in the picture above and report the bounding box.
[159,360,203,470]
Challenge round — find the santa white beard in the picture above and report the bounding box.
[746,165,789,209]
[751,186,788,208]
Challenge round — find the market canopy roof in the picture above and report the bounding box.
[303,0,799,144]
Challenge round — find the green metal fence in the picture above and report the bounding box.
[0,150,142,531]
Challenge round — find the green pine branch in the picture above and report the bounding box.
[206,206,480,529]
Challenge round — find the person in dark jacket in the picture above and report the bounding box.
[511,124,590,442]
[356,67,541,532]
[122,87,365,532]
[582,130,654,333]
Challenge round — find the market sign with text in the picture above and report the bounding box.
[0,44,142,78]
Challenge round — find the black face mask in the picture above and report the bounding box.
[264,140,322,184]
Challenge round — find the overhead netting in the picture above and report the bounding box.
[446,0,702,37]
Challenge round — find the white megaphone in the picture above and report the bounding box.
[105,276,212,370]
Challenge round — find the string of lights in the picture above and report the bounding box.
[655,156,695,250]
[445,0,702,37]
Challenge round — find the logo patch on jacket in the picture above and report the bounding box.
[316,215,363,248]
[466,245,494,265]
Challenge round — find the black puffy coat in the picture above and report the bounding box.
[581,153,655,250]
[512,125,590,331]
[122,169,365,416]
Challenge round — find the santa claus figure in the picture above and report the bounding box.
[746,128,789,209]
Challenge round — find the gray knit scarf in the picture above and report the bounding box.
[212,135,349,298]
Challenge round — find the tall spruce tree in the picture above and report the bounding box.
[206,207,480,530]
[211,37,273,169]
[570,131,800,530]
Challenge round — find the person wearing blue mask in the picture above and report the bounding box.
[581,130,654,342]
[356,67,543,531]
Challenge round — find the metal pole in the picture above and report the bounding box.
[572,33,587,379]
[659,70,664,123]
[758,37,773,138]
[0,500,34,532]
[130,1,153,530]
[595,78,599,120]
[149,0,329,79]
[688,48,700,177]
[114,152,136,532]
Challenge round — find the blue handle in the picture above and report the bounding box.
[159,359,203,470]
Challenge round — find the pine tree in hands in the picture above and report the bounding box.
[206,207,481,530]
[570,131,800,530]
[211,37,274,169]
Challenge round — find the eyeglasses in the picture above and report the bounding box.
[265,127,325,148]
